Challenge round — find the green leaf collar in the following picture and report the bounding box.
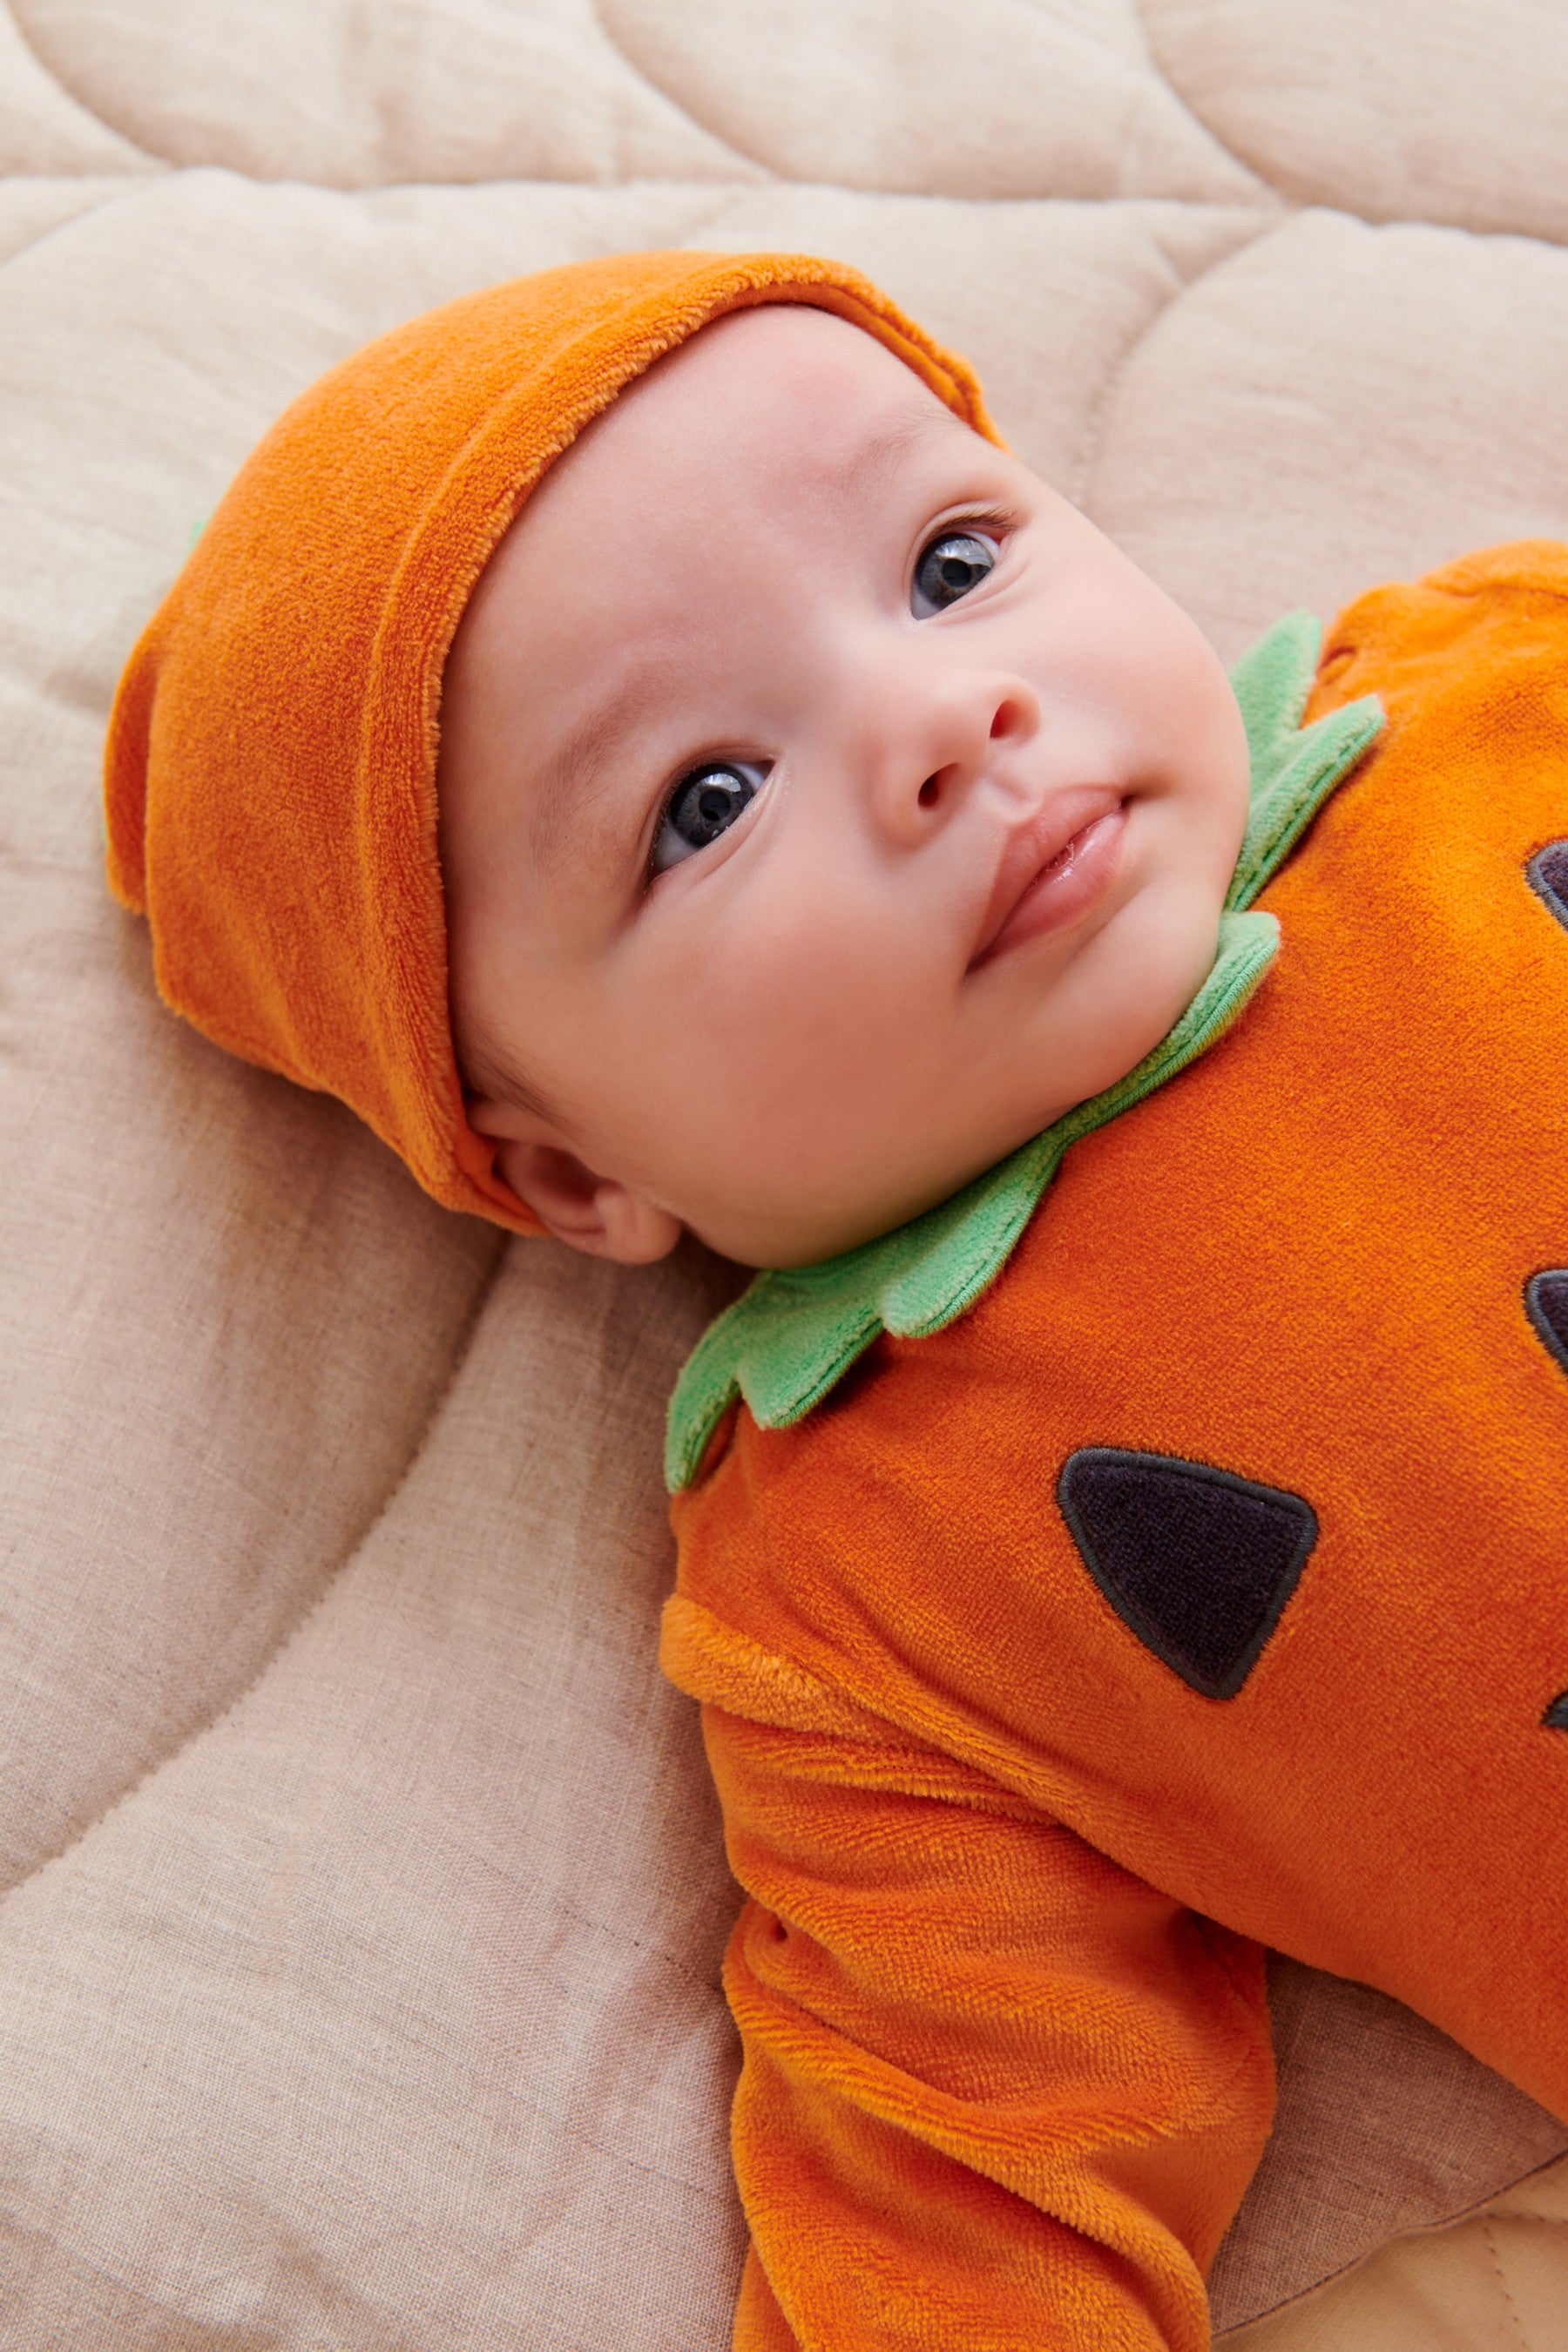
[666,615,1383,1491]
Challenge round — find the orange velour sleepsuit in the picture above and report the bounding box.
[660,543,1568,2350]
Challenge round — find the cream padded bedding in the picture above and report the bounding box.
[3,4,1568,2344]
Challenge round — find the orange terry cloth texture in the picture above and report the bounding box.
[103,251,994,1230]
[665,544,1568,2349]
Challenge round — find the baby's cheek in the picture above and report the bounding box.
[630,865,936,1175]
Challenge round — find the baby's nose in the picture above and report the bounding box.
[878,677,1041,839]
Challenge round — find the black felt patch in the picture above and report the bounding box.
[1544,1693,1568,1733]
[1527,841,1568,930]
[1524,1270,1568,1378]
[1057,1449,1318,1700]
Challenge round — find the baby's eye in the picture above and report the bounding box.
[651,759,767,875]
[911,529,998,618]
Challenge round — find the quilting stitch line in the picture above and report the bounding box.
[3,0,160,168]
[0,1226,509,1908]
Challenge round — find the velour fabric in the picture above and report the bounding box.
[102,249,991,1231]
[665,546,1568,2347]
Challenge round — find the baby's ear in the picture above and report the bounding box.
[474,1116,682,1263]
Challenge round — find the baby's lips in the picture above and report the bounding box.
[969,785,1125,967]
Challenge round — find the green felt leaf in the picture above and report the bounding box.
[1227,614,1383,914]
[666,618,1384,1491]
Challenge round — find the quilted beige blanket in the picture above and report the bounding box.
[3,3,1568,2346]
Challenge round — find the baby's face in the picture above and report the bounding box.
[439,305,1251,1267]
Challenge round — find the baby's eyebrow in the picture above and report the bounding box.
[527,678,647,879]
[843,402,977,497]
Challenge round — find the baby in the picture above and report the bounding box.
[436,295,1246,1272]
[106,251,1568,2350]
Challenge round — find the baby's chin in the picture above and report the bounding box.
[677,1147,970,1271]
[675,869,1236,1269]
[1068,854,1231,1048]
[683,1108,1073,1270]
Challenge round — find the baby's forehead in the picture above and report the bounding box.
[558,301,986,513]
[679,302,983,461]
[476,308,992,625]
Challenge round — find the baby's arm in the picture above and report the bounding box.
[701,1693,1274,2351]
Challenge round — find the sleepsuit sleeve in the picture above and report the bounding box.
[700,1697,1276,2352]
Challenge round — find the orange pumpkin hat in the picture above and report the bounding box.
[104,251,995,1232]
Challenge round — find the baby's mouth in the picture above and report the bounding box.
[969,788,1128,970]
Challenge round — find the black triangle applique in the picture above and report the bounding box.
[1543,1693,1568,1733]
[1057,1449,1318,1700]
[1527,841,1568,930]
[1525,1270,1568,1378]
